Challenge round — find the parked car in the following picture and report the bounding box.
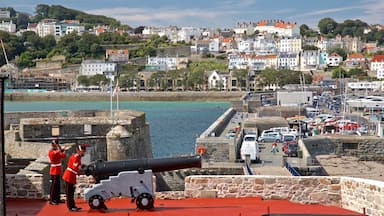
[286,143,298,157]
[257,132,282,143]
[240,134,260,163]
[282,134,296,145]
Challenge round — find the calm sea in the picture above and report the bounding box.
[4,101,230,157]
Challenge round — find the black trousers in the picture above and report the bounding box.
[49,175,61,202]
[65,181,76,209]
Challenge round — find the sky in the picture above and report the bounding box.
[1,0,383,29]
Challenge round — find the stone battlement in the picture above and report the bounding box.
[6,174,383,215]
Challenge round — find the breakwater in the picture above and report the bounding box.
[5,91,244,101]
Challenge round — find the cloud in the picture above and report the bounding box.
[87,7,234,27]
[359,0,384,24]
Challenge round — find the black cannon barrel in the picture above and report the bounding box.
[83,155,202,177]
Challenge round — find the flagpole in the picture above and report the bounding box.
[116,79,119,122]
[110,78,113,120]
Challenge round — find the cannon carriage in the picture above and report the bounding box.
[82,155,202,210]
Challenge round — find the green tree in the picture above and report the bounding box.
[232,69,248,89]
[332,67,347,79]
[89,74,109,86]
[77,75,89,86]
[318,17,337,36]
[16,51,35,68]
[329,47,347,60]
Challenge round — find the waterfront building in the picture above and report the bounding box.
[277,90,314,106]
[0,20,16,33]
[146,56,188,71]
[207,70,230,90]
[79,59,117,76]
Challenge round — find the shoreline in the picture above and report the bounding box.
[4,91,245,102]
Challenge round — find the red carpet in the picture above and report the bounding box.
[7,197,363,216]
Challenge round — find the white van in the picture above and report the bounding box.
[240,134,260,163]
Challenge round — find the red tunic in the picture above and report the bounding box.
[63,154,82,184]
[48,149,66,175]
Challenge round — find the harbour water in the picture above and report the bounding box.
[4,101,230,157]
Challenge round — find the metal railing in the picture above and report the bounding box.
[285,161,300,176]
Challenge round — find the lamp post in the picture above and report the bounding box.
[0,75,7,215]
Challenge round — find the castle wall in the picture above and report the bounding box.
[185,175,384,216]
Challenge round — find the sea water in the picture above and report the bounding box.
[4,101,230,157]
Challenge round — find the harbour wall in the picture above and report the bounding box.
[185,175,384,216]
[300,135,384,165]
[5,91,244,102]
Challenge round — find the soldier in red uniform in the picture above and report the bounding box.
[48,138,66,205]
[63,144,87,212]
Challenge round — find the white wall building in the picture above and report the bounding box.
[278,52,299,70]
[253,37,277,55]
[80,60,117,76]
[277,37,302,53]
[178,27,202,43]
[300,50,320,71]
[254,20,300,37]
[0,20,16,33]
[238,40,254,53]
[370,55,384,72]
[37,19,58,37]
[209,38,220,53]
[326,52,343,67]
[207,70,229,90]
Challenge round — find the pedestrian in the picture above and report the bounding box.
[62,144,87,212]
[48,138,66,205]
[271,142,278,154]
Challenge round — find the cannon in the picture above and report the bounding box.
[83,155,202,210]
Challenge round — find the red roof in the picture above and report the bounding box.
[347,53,364,59]
[371,54,384,62]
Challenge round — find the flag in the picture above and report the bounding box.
[112,79,120,97]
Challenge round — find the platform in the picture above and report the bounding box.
[6,197,363,216]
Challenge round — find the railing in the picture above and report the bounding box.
[285,161,300,176]
[243,160,254,175]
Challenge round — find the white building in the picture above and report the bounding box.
[238,40,254,53]
[377,68,384,79]
[207,70,229,90]
[277,37,302,53]
[0,10,10,19]
[253,37,277,55]
[326,52,343,67]
[300,50,320,71]
[80,60,117,76]
[177,27,202,43]
[0,20,16,33]
[228,54,277,70]
[37,19,58,37]
[278,52,299,70]
[254,20,300,37]
[209,38,220,53]
[370,55,384,72]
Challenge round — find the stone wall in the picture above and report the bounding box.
[185,175,341,206]
[341,177,384,216]
[6,174,44,199]
[185,175,383,216]
[301,136,384,165]
[5,91,243,102]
